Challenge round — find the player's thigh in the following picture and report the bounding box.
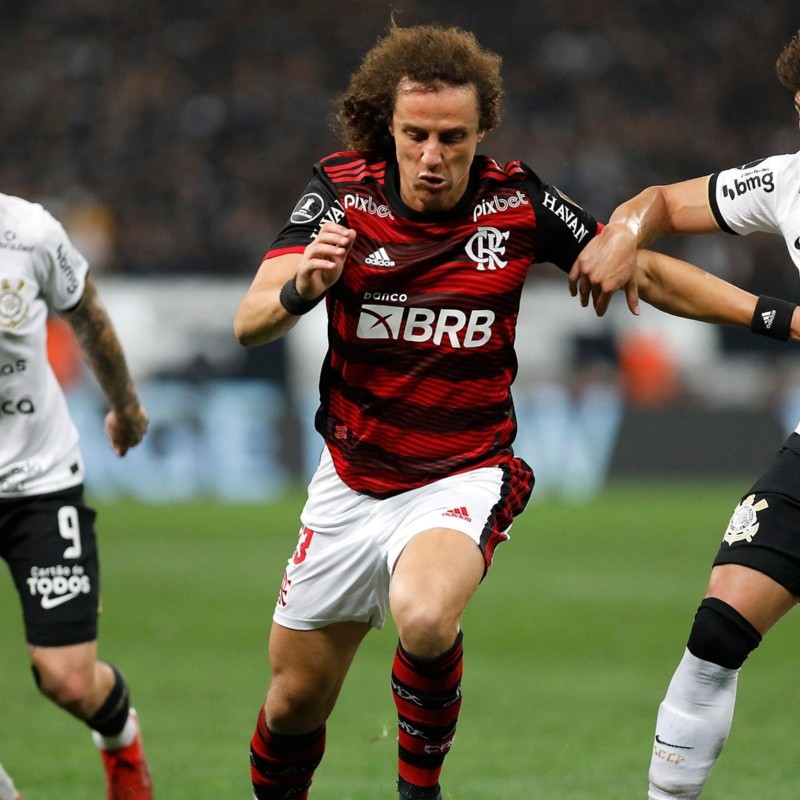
[390,527,485,622]
[706,564,797,634]
[711,439,800,631]
[266,620,370,729]
[1,487,100,647]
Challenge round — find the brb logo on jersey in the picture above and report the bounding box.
[465,227,509,271]
[357,294,495,349]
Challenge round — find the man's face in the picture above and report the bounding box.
[390,78,485,213]
[795,90,800,128]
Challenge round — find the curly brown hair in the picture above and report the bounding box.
[776,29,800,92]
[336,22,504,155]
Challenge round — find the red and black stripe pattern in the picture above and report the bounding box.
[392,633,464,795]
[479,456,534,565]
[250,708,326,800]
[266,151,600,498]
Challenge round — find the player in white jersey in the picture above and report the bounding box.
[0,193,152,799]
[567,27,800,799]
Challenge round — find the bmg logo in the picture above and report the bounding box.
[357,304,495,348]
[721,170,775,199]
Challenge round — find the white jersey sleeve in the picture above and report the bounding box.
[0,193,89,496]
[709,152,800,275]
[34,208,89,311]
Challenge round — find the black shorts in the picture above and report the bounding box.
[0,485,100,646]
[713,433,800,596]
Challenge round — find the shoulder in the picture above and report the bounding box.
[474,155,534,184]
[317,151,389,186]
[0,193,55,245]
[709,152,800,236]
[713,153,799,193]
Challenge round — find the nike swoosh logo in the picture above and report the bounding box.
[40,591,80,610]
[655,734,694,750]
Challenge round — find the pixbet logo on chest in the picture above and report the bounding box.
[357,298,495,348]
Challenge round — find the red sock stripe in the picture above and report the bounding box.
[249,708,325,800]
[395,700,462,728]
[393,637,463,693]
[393,636,464,791]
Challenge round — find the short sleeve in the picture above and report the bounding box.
[34,207,89,311]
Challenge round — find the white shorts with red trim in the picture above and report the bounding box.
[272,446,515,631]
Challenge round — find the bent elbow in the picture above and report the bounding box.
[233,316,258,347]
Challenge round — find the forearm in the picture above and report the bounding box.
[637,250,756,327]
[608,177,718,246]
[605,187,673,248]
[65,276,141,409]
[233,255,305,346]
[235,227,355,347]
[234,289,301,346]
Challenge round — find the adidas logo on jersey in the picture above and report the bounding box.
[762,309,776,329]
[365,247,395,267]
[443,506,472,522]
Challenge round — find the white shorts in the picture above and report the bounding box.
[273,446,533,630]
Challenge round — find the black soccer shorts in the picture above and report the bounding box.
[713,432,800,597]
[0,485,100,646]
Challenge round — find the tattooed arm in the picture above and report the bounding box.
[63,273,149,456]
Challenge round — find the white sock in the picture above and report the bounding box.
[0,762,20,800]
[91,709,138,751]
[649,648,738,799]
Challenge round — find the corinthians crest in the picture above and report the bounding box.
[723,494,769,545]
[0,278,28,329]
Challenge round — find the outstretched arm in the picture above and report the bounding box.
[569,177,719,316]
[635,249,800,340]
[63,273,148,456]
[234,222,356,347]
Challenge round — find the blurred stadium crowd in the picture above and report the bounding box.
[0,0,798,282]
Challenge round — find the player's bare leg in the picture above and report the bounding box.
[29,642,113,717]
[251,620,369,799]
[29,642,152,800]
[649,565,797,799]
[389,528,485,800]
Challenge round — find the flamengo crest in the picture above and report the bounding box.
[723,494,769,545]
[465,226,509,271]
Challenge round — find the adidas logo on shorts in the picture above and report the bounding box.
[443,506,472,522]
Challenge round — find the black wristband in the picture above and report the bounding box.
[750,294,796,341]
[279,276,324,316]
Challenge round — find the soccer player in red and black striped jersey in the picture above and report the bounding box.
[234,21,771,800]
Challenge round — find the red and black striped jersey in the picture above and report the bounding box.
[266,152,601,497]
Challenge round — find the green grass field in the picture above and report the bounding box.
[1,481,798,799]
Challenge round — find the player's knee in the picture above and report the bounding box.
[686,597,762,670]
[30,655,94,712]
[264,675,332,732]
[394,605,459,657]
